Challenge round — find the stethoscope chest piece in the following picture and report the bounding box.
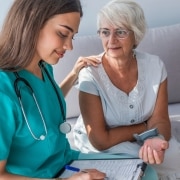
[40,135,45,141]
[59,122,71,134]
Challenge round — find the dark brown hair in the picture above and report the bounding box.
[0,0,83,71]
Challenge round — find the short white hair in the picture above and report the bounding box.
[97,0,147,46]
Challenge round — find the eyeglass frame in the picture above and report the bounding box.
[97,28,132,39]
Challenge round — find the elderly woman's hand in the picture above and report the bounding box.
[139,137,169,164]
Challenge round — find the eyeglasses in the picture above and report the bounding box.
[97,28,132,39]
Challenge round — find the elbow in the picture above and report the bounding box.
[89,136,112,151]
[91,143,110,151]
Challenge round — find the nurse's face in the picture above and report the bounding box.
[35,12,80,65]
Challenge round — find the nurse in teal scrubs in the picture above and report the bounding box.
[0,0,157,180]
[0,0,105,180]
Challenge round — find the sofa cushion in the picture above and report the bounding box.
[53,24,180,119]
[137,23,180,104]
[53,36,103,118]
[168,103,180,142]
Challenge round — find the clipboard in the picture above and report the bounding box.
[59,158,147,180]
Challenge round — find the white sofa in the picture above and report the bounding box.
[53,23,180,149]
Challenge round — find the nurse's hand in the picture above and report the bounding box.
[139,137,169,164]
[72,56,101,76]
[60,56,101,97]
[56,169,106,180]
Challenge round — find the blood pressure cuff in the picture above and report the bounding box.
[133,128,164,145]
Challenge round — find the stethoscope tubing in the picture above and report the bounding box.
[14,72,48,140]
[39,61,66,120]
[13,61,69,140]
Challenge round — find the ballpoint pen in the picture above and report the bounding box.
[65,165,89,173]
[65,165,109,179]
[65,165,81,172]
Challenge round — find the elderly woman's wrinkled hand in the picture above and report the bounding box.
[139,137,169,164]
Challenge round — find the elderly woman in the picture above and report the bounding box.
[73,0,180,179]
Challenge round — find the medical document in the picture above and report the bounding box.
[59,158,147,180]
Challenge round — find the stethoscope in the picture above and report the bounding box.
[13,61,71,141]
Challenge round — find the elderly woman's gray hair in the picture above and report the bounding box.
[97,0,147,46]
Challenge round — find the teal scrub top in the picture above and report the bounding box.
[0,64,79,178]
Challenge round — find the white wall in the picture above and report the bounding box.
[0,0,13,30]
[0,0,180,36]
[79,0,180,36]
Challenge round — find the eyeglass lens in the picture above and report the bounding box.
[98,28,131,39]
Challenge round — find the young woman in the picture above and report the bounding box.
[0,0,104,179]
